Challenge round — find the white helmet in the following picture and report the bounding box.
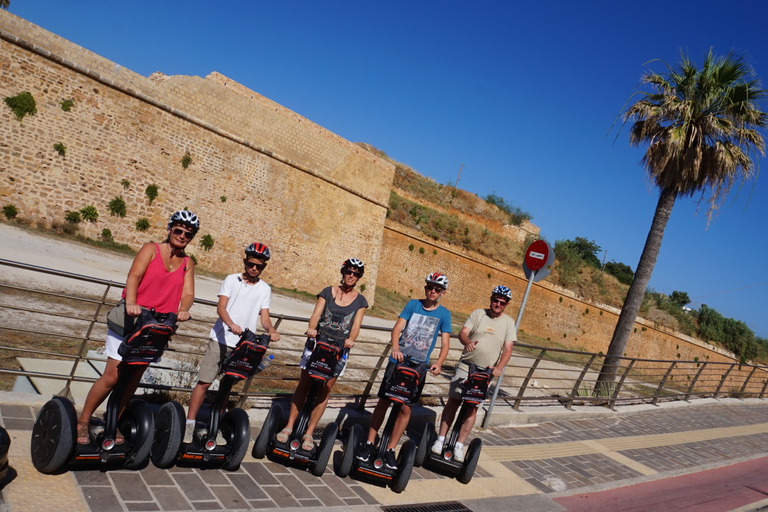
[167,210,199,234]
[425,272,448,290]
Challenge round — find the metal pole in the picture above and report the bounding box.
[482,269,535,429]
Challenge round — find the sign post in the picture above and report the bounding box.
[482,240,554,429]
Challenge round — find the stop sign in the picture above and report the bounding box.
[524,240,550,271]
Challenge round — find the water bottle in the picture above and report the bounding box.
[256,354,274,373]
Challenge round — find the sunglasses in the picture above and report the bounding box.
[245,261,267,271]
[343,268,363,278]
[171,227,194,239]
[425,285,445,293]
[491,297,509,306]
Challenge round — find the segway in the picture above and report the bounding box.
[252,334,340,476]
[416,363,493,484]
[31,309,177,474]
[336,357,424,493]
[151,330,271,471]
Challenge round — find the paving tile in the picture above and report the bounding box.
[274,472,314,499]
[191,500,222,510]
[209,485,249,510]
[139,463,175,486]
[298,498,323,507]
[263,460,292,474]
[347,483,380,505]
[261,485,301,508]
[196,468,230,485]
[112,472,153,501]
[150,486,193,511]
[344,497,367,506]
[226,473,267,500]
[241,461,280,486]
[172,473,216,501]
[125,502,160,511]
[74,469,111,486]
[307,484,345,507]
[248,499,276,508]
[81,485,123,512]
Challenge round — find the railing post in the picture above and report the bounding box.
[59,283,113,399]
[652,361,677,406]
[738,366,758,399]
[564,354,598,410]
[759,374,768,399]
[685,362,709,401]
[512,349,547,411]
[608,359,635,410]
[713,363,736,399]
[357,343,392,411]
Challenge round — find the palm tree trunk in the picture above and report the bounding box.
[594,187,677,395]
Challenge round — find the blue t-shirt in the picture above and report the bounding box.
[392,299,452,363]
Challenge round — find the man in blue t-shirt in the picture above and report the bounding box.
[357,272,452,470]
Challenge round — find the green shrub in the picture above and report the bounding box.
[419,247,425,254]
[80,204,98,222]
[4,91,37,121]
[220,196,227,202]
[145,183,158,204]
[121,179,130,189]
[108,196,127,217]
[200,234,214,252]
[101,228,113,242]
[65,210,81,224]
[53,142,66,157]
[188,253,198,265]
[2,204,18,219]
[59,99,75,112]
[180,152,192,170]
[135,217,150,232]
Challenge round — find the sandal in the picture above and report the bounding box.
[276,427,292,444]
[76,421,90,445]
[115,430,125,445]
[301,434,315,451]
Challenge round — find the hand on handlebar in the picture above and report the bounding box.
[306,328,318,339]
[391,347,404,362]
[269,330,280,342]
[344,338,354,349]
[126,303,142,317]
[490,365,502,378]
[228,324,243,335]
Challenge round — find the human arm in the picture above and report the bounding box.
[430,332,451,375]
[489,339,515,377]
[305,296,327,338]
[389,317,407,362]
[215,295,241,335]
[124,243,156,317]
[260,308,280,341]
[458,326,477,351]
[176,258,195,322]
[344,307,366,349]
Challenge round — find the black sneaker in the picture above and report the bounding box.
[384,448,398,470]
[356,442,373,462]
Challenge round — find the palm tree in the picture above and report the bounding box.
[0,1,9,11]
[595,50,767,393]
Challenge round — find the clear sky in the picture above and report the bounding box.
[8,1,768,337]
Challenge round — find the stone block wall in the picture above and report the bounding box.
[0,10,393,301]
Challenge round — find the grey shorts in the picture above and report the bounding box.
[197,339,233,383]
[448,365,469,400]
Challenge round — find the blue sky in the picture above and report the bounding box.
[9,1,768,337]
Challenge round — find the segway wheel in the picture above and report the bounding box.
[31,397,76,474]
[336,423,361,478]
[311,422,338,477]
[150,401,184,468]
[252,403,282,459]
[221,408,251,471]
[122,399,155,470]
[457,437,482,484]
[414,421,434,467]
[390,439,416,493]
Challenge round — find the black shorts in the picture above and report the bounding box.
[376,359,428,403]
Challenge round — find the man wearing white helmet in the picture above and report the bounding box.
[358,272,452,470]
[432,285,516,462]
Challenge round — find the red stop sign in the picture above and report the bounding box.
[524,240,550,271]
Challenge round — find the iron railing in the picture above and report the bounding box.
[1,257,766,424]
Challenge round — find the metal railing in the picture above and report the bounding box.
[1,258,767,424]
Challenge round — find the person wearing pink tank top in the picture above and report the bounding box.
[76,210,199,445]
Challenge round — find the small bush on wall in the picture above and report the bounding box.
[121,179,130,189]
[2,204,19,219]
[60,99,75,112]
[180,152,192,170]
[101,228,113,242]
[108,196,127,217]
[53,142,67,156]
[65,210,81,224]
[80,205,98,222]
[200,234,214,252]
[145,184,158,204]
[3,91,37,122]
[135,218,150,232]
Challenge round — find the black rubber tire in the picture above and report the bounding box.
[252,403,281,459]
[414,421,434,467]
[30,396,76,474]
[311,422,338,477]
[0,426,9,482]
[390,439,416,493]
[122,399,155,470]
[150,401,184,468]
[221,408,251,471]
[457,437,482,484]
[336,423,361,478]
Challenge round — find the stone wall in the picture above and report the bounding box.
[0,10,393,302]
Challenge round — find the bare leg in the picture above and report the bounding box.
[365,398,391,444]
[387,404,411,450]
[187,381,212,421]
[438,397,462,437]
[284,370,312,431]
[78,357,121,424]
[305,376,336,438]
[456,406,477,445]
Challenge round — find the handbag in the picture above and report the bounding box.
[106,298,135,337]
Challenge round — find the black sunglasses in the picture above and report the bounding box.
[425,285,444,293]
[171,227,194,239]
[245,261,267,271]
[491,297,509,306]
[343,268,363,278]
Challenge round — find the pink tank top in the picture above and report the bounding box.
[124,244,188,313]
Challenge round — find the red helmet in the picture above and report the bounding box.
[245,242,271,261]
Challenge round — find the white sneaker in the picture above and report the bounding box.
[431,439,443,455]
[183,422,195,444]
[454,444,465,463]
[198,428,228,445]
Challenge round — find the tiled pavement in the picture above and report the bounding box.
[2,398,768,511]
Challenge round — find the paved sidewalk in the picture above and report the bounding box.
[2,395,768,511]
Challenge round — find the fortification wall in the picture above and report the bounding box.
[0,10,393,301]
[380,222,738,365]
